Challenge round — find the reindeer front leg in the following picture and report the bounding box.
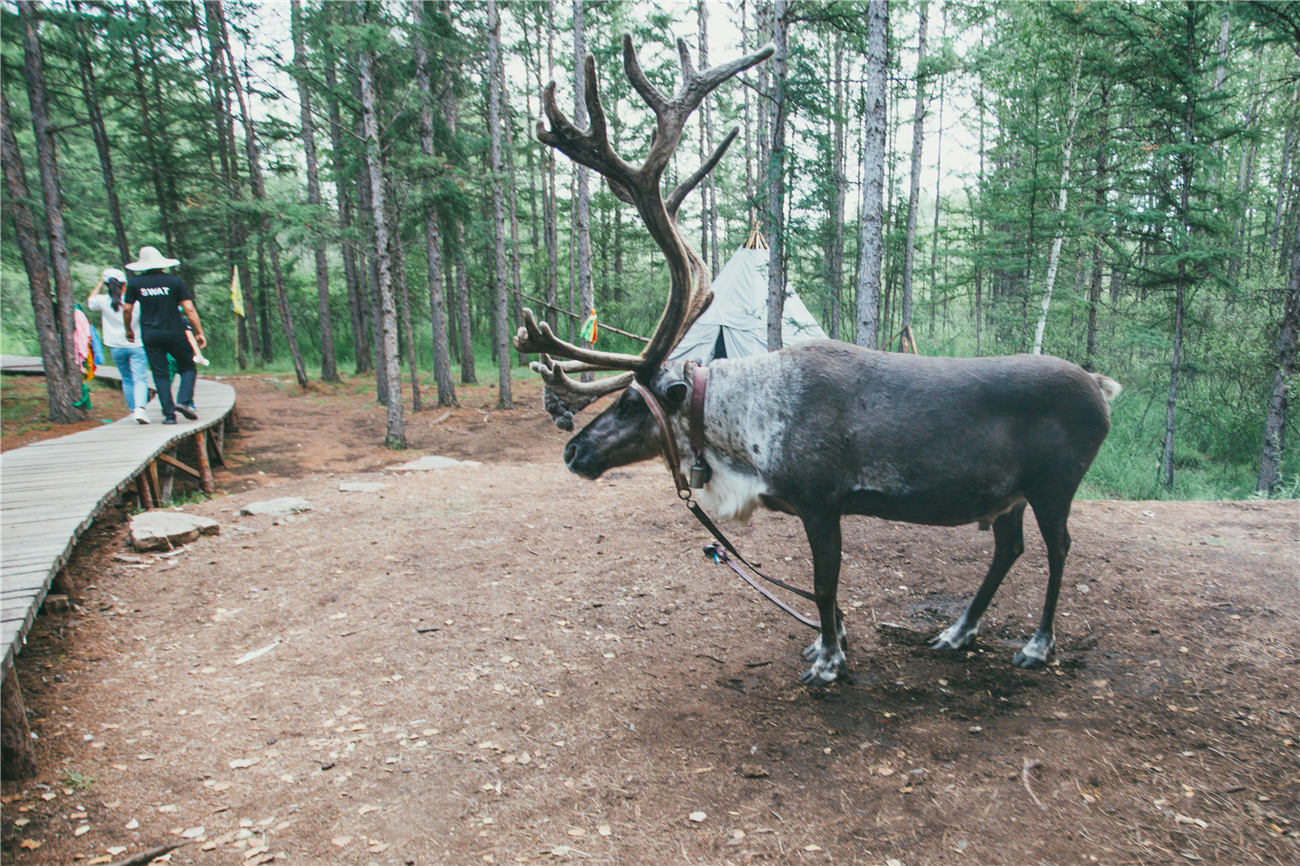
[799,512,847,685]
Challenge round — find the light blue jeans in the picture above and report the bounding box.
[110,346,150,413]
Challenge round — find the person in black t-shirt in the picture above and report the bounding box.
[123,246,207,425]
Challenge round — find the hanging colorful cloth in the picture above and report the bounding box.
[579,310,598,345]
[89,321,105,366]
[72,305,96,410]
[73,305,97,381]
[230,265,245,317]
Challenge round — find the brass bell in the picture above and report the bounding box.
[689,456,711,489]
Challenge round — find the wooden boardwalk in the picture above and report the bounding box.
[0,355,237,680]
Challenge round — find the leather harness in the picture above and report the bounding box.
[630,364,821,630]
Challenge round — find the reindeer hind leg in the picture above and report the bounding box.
[1013,502,1072,669]
[930,503,1027,653]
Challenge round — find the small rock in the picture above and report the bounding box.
[688,811,707,823]
[393,455,482,471]
[338,482,387,493]
[130,511,219,551]
[240,497,313,517]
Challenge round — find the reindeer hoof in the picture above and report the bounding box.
[799,667,838,686]
[798,648,846,686]
[1012,633,1055,669]
[929,621,977,652]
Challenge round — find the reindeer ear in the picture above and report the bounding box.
[661,379,688,408]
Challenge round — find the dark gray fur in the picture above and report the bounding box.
[562,340,1120,685]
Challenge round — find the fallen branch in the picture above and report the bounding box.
[104,840,190,866]
[1022,757,1048,812]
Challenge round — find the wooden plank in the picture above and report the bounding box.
[1,363,236,680]
[158,452,202,480]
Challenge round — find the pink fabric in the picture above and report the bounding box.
[74,307,92,364]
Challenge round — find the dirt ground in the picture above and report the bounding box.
[2,371,1297,866]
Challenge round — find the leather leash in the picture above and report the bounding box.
[630,369,820,631]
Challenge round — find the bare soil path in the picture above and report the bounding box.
[3,373,1297,865]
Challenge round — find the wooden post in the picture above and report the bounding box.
[2,668,36,780]
[146,460,162,506]
[137,471,154,510]
[206,426,225,467]
[194,430,213,494]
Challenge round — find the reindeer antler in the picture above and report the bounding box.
[517,35,774,421]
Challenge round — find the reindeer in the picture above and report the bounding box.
[516,37,1122,686]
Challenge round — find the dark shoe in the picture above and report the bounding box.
[177,404,198,420]
[163,417,177,425]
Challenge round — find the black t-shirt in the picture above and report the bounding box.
[125,272,192,336]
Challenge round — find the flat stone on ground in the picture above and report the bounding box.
[394,455,481,471]
[338,481,388,493]
[240,497,314,517]
[130,511,220,551]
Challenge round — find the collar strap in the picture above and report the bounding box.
[688,362,708,458]
[629,378,690,495]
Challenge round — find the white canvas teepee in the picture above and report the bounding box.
[669,236,827,366]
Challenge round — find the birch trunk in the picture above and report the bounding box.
[854,0,888,349]
[765,0,788,352]
[899,0,928,348]
[572,1,594,364]
[359,45,406,448]
[488,0,512,408]
[1032,51,1083,356]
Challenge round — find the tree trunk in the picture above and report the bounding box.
[73,3,130,263]
[1,669,35,781]
[321,8,369,375]
[203,1,260,365]
[1269,82,1297,259]
[503,68,526,369]
[412,0,456,406]
[766,0,788,352]
[488,0,513,408]
[392,215,421,414]
[855,0,888,350]
[128,2,175,256]
[544,1,560,333]
[359,45,406,449]
[742,0,754,225]
[1,91,80,422]
[572,0,594,359]
[213,0,307,386]
[1032,51,1083,356]
[18,0,84,423]
[352,91,388,402]
[928,5,947,340]
[1161,92,1198,490]
[1086,81,1110,371]
[441,84,476,384]
[899,0,928,349]
[827,44,846,341]
[292,0,339,383]
[1257,213,1300,493]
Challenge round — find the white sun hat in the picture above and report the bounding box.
[125,245,180,271]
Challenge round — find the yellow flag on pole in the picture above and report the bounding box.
[230,266,245,317]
